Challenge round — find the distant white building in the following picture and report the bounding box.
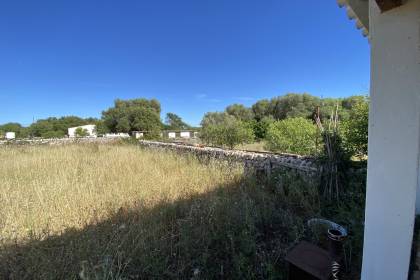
[132,131,144,139]
[104,133,130,138]
[168,132,176,138]
[5,132,15,140]
[180,131,191,139]
[68,124,97,138]
[163,130,197,139]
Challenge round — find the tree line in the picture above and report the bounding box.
[200,93,369,157]
[0,98,192,139]
[0,93,369,157]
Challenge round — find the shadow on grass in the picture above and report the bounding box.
[0,171,361,280]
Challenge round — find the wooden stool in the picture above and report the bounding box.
[285,241,332,280]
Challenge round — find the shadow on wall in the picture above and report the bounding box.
[0,172,322,280]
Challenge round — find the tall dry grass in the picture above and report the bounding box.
[0,144,242,243]
[0,143,322,279]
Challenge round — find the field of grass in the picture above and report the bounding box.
[235,141,268,153]
[0,143,364,279]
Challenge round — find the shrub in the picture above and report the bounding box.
[265,117,318,155]
[250,117,275,140]
[341,99,369,157]
[201,116,254,149]
[75,127,89,137]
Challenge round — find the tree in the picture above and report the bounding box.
[75,127,89,137]
[200,114,254,149]
[265,117,318,155]
[250,116,275,140]
[342,98,369,157]
[269,93,320,120]
[252,99,271,121]
[102,98,162,137]
[225,104,254,121]
[131,107,163,139]
[93,120,109,136]
[165,113,190,130]
[200,112,230,127]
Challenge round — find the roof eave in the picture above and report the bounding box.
[337,0,370,37]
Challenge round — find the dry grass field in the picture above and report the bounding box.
[0,143,363,279]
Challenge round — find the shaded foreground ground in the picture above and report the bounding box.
[0,143,365,279]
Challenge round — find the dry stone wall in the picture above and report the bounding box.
[139,140,318,177]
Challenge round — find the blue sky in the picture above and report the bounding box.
[0,1,369,127]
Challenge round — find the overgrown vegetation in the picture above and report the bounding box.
[0,143,365,279]
[341,98,369,157]
[200,113,254,149]
[265,117,318,155]
[199,93,369,157]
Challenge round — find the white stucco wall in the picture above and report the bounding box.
[5,132,15,140]
[168,132,176,138]
[361,1,420,279]
[104,133,130,138]
[68,124,97,138]
[133,132,144,139]
[180,131,190,138]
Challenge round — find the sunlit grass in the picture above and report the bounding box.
[0,144,242,243]
[235,141,267,152]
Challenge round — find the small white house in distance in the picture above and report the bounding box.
[68,124,97,138]
[180,131,191,138]
[5,132,16,140]
[132,131,144,139]
[104,133,130,138]
[168,132,176,138]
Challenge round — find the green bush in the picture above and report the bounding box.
[250,117,275,140]
[201,116,254,149]
[341,99,369,157]
[265,117,318,155]
[75,127,89,137]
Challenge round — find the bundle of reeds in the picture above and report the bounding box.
[315,105,348,201]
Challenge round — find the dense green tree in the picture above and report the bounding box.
[265,117,318,155]
[165,113,190,130]
[200,112,231,127]
[93,119,109,136]
[225,104,254,121]
[269,93,320,120]
[102,98,162,135]
[341,95,366,110]
[341,98,369,157]
[251,99,271,121]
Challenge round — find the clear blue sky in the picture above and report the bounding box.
[0,0,369,127]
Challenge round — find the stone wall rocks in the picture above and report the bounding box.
[138,140,318,176]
